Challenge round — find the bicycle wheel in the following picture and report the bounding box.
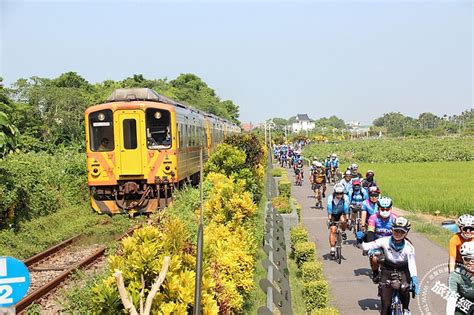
[391,293,403,315]
[336,231,342,264]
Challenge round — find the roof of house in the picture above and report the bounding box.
[296,114,311,121]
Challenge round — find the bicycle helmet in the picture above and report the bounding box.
[366,170,375,178]
[331,153,337,158]
[315,161,322,168]
[460,241,474,256]
[457,214,473,239]
[312,161,318,166]
[352,179,361,186]
[392,217,411,233]
[327,154,330,158]
[377,196,393,209]
[368,186,380,196]
[344,170,351,176]
[351,163,358,170]
[334,183,344,194]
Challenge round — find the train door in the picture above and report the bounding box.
[117,111,143,175]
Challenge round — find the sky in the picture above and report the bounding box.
[1,0,472,125]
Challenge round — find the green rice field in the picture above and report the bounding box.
[357,161,474,217]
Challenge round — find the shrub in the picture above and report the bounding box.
[301,261,323,283]
[311,306,339,315]
[271,168,283,177]
[271,196,291,214]
[278,180,291,198]
[294,201,302,222]
[302,280,329,311]
[294,241,316,268]
[290,225,309,258]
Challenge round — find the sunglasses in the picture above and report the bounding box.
[379,207,391,212]
[335,192,344,195]
[369,194,379,198]
[461,227,473,233]
[393,229,407,235]
[462,256,474,264]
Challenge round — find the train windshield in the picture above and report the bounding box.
[146,109,171,149]
[89,110,114,151]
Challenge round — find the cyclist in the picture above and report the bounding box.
[350,163,363,180]
[296,158,304,180]
[361,217,419,314]
[339,170,353,196]
[446,242,474,315]
[360,186,380,231]
[327,183,350,256]
[449,214,473,273]
[358,196,398,282]
[324,154,331,178]
[348,179,368,229]
[330,153,340,182]
[362,170,377,189]
[311,161,327,198]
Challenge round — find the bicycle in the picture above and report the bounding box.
[313,183,323,209]
[295,169,302,186]
[378,271,416,315]
[328,220,344,264]
[349,204,362,237]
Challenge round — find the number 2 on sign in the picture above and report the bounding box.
[0,285,13,304]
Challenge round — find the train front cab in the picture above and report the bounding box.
[86,103,177,215]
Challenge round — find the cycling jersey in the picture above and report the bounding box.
[312,169,326,184]
[339,179,352,195]
[367,213,398,238]
[324,159,331,168]
[362,178,377,189]
[330,158,339,168]
[362,236,417,277]
[449,233,473,264]
[348,187,368,206]
[327,194,349,215]
[446,265,474,315]
[362,199,378,218]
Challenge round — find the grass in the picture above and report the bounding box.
[0,203,137,259]
[358,161,474,217]
[404,214,454,249]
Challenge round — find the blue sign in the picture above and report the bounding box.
[0,257,30,307]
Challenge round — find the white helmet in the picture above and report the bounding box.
[331,153,337,158]
[458,214,474,239]
[334,183,344,194]
[351,163,358,170]
[460,242,474,256]
[315,161,323,168]
[312,161,318,166]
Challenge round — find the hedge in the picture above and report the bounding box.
[301,261,324,283]
[294,241,316,268]
[303,280,329,311]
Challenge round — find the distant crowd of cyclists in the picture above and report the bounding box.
[273,144,473,315]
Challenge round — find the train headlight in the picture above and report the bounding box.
[92,168,101,177]
[98,113,106,121]
[154,112,161,119]
[165,166,171,171]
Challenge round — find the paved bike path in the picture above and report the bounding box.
[290,169,448,315]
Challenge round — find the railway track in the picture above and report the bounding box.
[16,227,138,313]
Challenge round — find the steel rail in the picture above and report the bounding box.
[23,234,83,267]
[16,226,139,313]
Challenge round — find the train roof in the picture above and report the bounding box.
[106,88,238,127]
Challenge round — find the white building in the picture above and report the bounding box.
[292,114,315,133]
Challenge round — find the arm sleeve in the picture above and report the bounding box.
[407,247,417,277]
[446,273,459,315]
[362,188,368,200]
[348,190,353,203]
[362,237,384,251]
[327,196,333,215]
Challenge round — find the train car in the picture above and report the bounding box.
[85,88,239,215]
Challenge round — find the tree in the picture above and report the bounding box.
[53,71,89,89]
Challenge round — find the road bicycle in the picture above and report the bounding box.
[378,271,415,315]
[349,204,362,238]
[295,170,302,186]
[328,220,343,264]
[313,183,324,209]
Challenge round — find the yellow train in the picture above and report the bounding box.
[85,88,240,215]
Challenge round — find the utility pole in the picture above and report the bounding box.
[264,121,267,146]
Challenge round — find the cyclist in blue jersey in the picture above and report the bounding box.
[359,196,398,282]
[348,179,368,229]
[324,154,331,178]
[361,186,380,231]
[327,183,350,256]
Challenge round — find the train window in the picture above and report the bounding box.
[89,109,114,152]
[123,119,137,149]
[146,109,171,149]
